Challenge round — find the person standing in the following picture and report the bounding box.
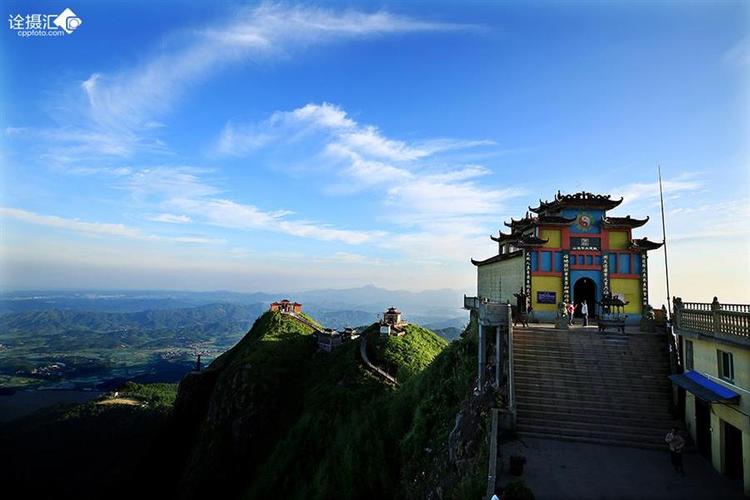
[581,301,589,326]
[665,427,685,474]
[567,302,575,326]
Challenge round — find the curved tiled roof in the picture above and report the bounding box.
[630,237,664,250]
[529,190,623,213]
[601,215,649,228]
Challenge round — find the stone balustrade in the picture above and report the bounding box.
[673,296,750,346]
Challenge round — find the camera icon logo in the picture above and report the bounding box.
[53,8,82,34]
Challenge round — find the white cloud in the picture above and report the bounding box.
[0,207,222,244]
[167,197,384,245]
[148,213,192,224]
[125,166,221,200]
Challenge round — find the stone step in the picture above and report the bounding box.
[514,384,672,405]
[516,408,674,430]
[514,377,671,395]
[516,417,668,444]
[513,371,669,387]
[513,374,671,393]
[516,429,667,451]
[516,400,674,420]
[512,348,669,362]
[513,363,670,386]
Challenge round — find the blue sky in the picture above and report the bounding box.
[1,1,748,304]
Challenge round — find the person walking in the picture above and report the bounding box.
[567,302,575,326]
[581,301,589,326]
[665,427,685,474]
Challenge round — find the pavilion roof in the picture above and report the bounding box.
[491,233,548,247]
[503,214,576,230]
[471,250,523,267]
[529,191,623,214]
[601,215,649,229]
[630,237,664,251]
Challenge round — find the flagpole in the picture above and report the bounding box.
[658,166,672,318]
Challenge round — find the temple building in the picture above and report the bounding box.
[269,299,302,314]
[471,191,663,324]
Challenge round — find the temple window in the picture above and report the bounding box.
[718,350,734,383]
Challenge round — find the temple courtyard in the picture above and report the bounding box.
[499,435,745,499]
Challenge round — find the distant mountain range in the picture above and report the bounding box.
[0,285,469,327]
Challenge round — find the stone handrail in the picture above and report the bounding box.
[673,297,750,345]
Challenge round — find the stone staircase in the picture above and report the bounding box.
[513,326,675,449]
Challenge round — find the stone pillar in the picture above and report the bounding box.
[478,323,486,390]
[711,411,722,473]
[494,325,502,388]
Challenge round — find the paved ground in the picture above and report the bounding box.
[497,436,745,499]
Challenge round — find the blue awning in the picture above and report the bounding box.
[669,371,740,402]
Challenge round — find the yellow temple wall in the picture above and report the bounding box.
[608,230,629,250]
[477,256,523,303]
[610,278,642,314]
[541,229,561,248]
[531,275,562,312]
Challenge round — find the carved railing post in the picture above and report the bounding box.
[673,297,683,330]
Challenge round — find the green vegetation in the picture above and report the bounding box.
[369,323,449,380]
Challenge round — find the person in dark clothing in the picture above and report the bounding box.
[665,427,685,474]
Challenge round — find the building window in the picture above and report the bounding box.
[685,340,693,371]
[717,350,734,383]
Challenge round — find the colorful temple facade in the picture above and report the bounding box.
[471,191,663,324]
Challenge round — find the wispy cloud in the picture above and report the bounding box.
[0,207,222,244]
[84,5,466,131]
[148,213,192,224]
[165,197,384,245]
[11,4,468,165]
[215,102,523,260]
[723,35,750,67]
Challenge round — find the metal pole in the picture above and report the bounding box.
[658,166,672,318]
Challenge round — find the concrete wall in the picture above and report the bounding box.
[477,255,523,303]
[685,336,750,495]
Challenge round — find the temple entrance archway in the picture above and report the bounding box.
[573,278,596,318]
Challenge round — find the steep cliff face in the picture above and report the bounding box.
[173,311,321,498]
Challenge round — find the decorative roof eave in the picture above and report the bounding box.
[471,250,523,267]
[490,231,516,243]
[530,190,624,213]
[517,235,549,247]
[630,238,664,251]
[503,215,535,229]
[602,215,649,228]
[538,215,576,226]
